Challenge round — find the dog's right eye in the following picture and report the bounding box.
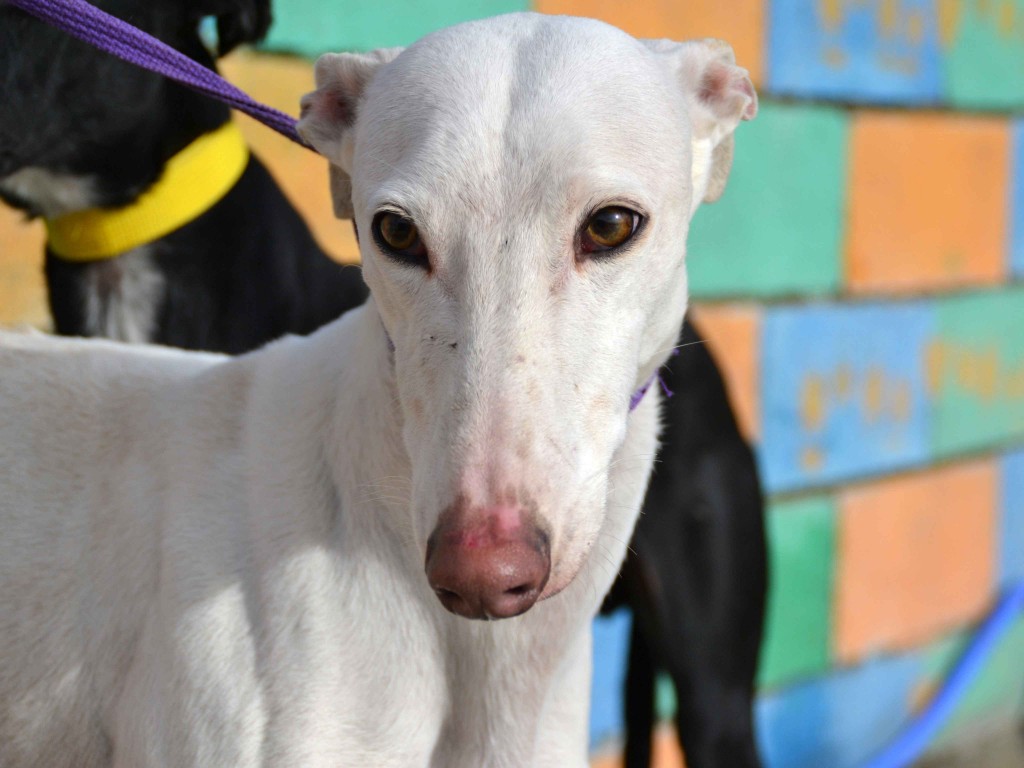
[579,206,642,257]
[373,212,428,266]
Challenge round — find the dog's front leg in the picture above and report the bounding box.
[531,625,592,768]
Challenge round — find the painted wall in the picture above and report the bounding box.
[1,1,1022,766]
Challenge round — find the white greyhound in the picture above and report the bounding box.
[0,13,755,767]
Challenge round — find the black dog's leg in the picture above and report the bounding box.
[624,531,763,768]
[655,444,766,768]
[623,613,656,768]
[670,670,762,768]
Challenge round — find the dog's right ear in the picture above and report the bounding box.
[644,38,757,205]
[298,49,402,219]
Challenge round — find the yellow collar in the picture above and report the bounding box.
[46,121,249,262]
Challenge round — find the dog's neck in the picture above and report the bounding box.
[43,122,250,262]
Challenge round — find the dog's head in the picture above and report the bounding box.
[0,0,270,204]
[299,13,756,620]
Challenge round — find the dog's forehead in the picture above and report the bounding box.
[395,14,662,94]
[355,14,686,209]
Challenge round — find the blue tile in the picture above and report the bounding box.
[589,609,631,748]
[760,303,936,493]
[1011,122,1024,280]
[768,0,942,104]
[756,653,921,768]
[1002,450,1024,589]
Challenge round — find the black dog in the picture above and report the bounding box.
[603,319,767,768]
[0,4,766,765]
[0,0,368,352]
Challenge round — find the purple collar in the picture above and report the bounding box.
[630,370,663,411]
[630,349,678,411]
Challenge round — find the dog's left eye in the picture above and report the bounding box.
[579,206,641,255]
[373,212,428,265]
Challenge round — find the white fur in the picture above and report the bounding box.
[0,14,754,767]
[82,246,166,343]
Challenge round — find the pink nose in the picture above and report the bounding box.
[425,506,551,620]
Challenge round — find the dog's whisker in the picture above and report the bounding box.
[596,530,637,559]
[591,543,621,582]
[644,337,710,360]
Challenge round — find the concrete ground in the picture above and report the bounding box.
[591,720,1024,767]
[917,721,1024,768]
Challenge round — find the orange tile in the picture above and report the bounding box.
[590,751,622,768]
[846,112,1010,294]
[651,724,686,768]
[835,460,998,664]
[590,724,686,768]
[689,303,761,442]
[536,0,764,85]
[220,52,360,264]
[0,207,49,328]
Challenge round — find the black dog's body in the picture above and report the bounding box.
[0,4,765,766]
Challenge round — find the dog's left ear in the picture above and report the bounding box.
[644,38,757,204]
[298,48,403,219]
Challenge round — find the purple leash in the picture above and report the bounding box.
[9,0,677,412]
[6,0,311,149]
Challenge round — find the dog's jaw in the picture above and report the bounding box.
[0,167,99,219]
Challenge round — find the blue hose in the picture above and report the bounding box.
[860,580,1024,768]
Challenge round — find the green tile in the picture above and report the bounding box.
[655,673,676,722]
[920,629,971,690]
[932,288,1024,458]
[939,613,1024,741]
[262,0,528,57]
[687,102,848,299]
[758,496,837,691]
[944,1,1024,111]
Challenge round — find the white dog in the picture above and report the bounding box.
[0,13,755,767]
